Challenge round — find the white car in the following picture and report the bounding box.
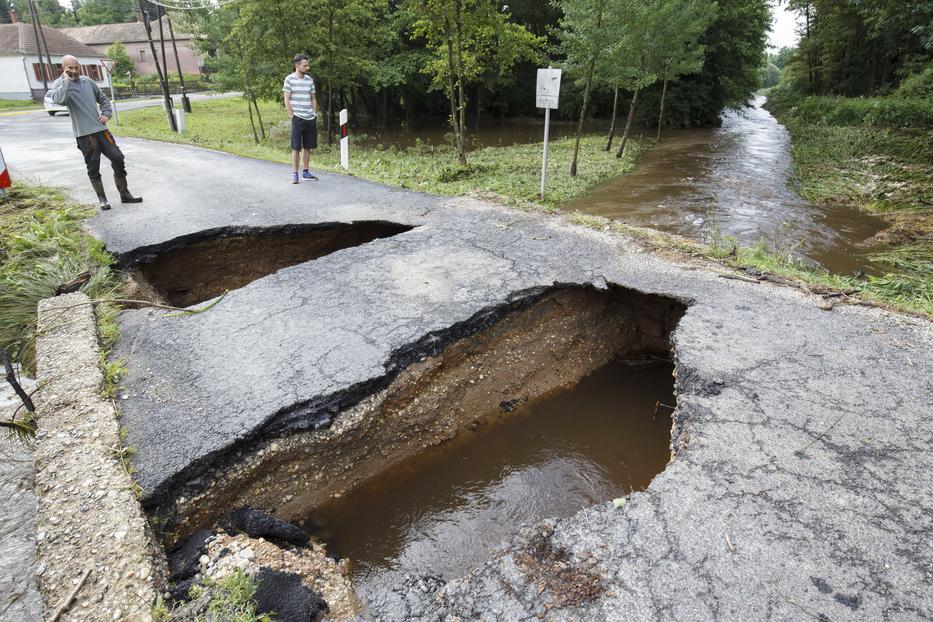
[43,92,69,116]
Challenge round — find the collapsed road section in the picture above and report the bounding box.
[153,284,686,544]
[106,196,932,621]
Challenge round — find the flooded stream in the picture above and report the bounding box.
[563,97,886,274]
[304,360,674,602]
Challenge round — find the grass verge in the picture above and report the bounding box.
[0,99,41,112]
[762,94,932,313]
[567,212,932,316]
[0,183,122,403]
[111,97,650,208]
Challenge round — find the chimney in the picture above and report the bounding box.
[9,8,19,23]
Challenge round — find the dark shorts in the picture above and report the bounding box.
[290,116,318,150]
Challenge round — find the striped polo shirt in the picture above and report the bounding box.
[283,73,316,120]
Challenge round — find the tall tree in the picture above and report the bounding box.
[76,0,137,25]
[407,0,542,165]
[669,0,770,125]
[106,40,135,79]
[555,0,617,175]
[307,0,387,145]
[651,0,716,141]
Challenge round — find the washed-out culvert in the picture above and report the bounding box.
[154,284,686,611]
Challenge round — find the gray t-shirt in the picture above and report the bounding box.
[283,73,316,120]
[47,75,112,138]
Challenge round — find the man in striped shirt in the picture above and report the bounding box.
[283,54,319,184]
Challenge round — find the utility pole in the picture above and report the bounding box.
[166,12,191,113]
[32,1,56,90]
[156,9,169,91]
[137,1,176,131]
[26,0,49,90]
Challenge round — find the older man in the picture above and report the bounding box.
[47,55,142,210]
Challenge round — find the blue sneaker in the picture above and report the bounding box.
[291,171,299,184]
[302,170,318,181]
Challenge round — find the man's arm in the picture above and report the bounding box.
[311,91,318,116]
[92,81,113,121]
[283,76,294,117]
[47,76,71,105]
[284,90,294,117]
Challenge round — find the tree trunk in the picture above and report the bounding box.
[253,96,265,140]
[604,87,620,151]
[571,2,603,175]
[454,0,468,165]
[474,83,482,133]
[570,57,597,177]
[615,88,639,159]
[241,64,259,144]
[246,92,258,144]
[444,20,461,162]
[380,89,388,127]
[656,78,668,142]
[326,6,335,146]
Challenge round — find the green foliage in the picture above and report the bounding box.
[206,571,274,622]
[105,41,136,79]
[0,184,122,374]
[76,0,138,26]
[894,65,933,100]
[762,93,932,316]
[113,96,651,207]
[100,354,126,399]
[782,0,932,97]
[406,0,543,163]
[653,0,771,125]
[0,99,41,111]
[766,89,933,130]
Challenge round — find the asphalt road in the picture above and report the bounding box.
[1,107,931,621]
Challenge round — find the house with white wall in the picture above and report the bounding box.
[0,22,108,101]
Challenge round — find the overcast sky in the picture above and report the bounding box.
[770,5,800,50]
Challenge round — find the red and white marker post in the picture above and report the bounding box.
[0,146,11,197]
[339,108,349,171]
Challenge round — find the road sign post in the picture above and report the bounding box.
[339,109,349,171]
[536,67,562,199]
[0,146,10,197]
[100,58,118,125]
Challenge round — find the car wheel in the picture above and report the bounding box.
[47,111,56,116]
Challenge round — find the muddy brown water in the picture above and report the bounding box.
[563,97,887,274]
[303,360,675,601]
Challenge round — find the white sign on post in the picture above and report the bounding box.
[536,68,562,109]
[536,68,561,198]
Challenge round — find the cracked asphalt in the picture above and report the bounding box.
[3,111,931,621]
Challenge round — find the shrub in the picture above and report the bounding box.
[894,66,933,100]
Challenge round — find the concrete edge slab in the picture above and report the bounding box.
[35,293,166,622]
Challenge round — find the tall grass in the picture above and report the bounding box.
[0,184,121,375]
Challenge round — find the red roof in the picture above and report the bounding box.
[0,23,102,57]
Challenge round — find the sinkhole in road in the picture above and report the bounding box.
[127,222,413,307]
[308,358,677,599]
[163,284,686,604]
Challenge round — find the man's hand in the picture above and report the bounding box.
[98,115,110,124]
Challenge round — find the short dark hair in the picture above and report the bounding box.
[293,53,309,65]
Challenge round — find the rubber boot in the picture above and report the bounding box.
[115,176,143,204]
[90,179,111,210]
